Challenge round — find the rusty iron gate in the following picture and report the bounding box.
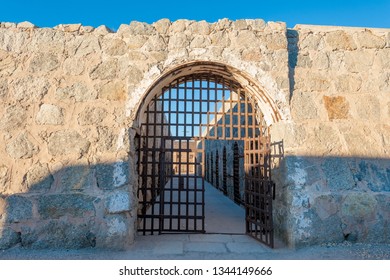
[137,73,275,247]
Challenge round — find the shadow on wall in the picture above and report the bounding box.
[0,156,389,250]
[287,29,298,101]
[0,162,135,250]
[273,155,390,248]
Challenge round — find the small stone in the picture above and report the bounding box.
[36,104,64,125]
[24,162,53,192]
[265,33,287,50]
[97,126,117,152]
[105,191,131,213]
[241,48,262,61]
[0,50,16,77]
[11,75,50,102]
[3,22,17,28]
[153,18,171,34]
[56,24,82,32]
[89,59,118,80]
[98,81,126,101]
[0,79,8,99]
[63,57,85,75]
[17,21,36,28]
[54,164,95,192]
[355,95,380,121]
[103,38,127,56]
[0,165,9,193]
[128,21,155,36]
[188,20,210,35]
[94,25,113,36]
[266,21,286,31]
[355,30,386,49]
[47,130,90,156]
[233,20,248,30]
[96,162,129,190]
[344,50,375,73]
[78,106,107,125]
[291,92,319,120]
[80,26,95,33]
[6,132,39,159]
[323,96,349,120]
[168,33,189,50]
[325,30,357,51]
[169,20,188,33]
[29,52,60,73]
[0,105,27,130]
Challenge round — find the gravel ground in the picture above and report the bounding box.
[0,240,389,260]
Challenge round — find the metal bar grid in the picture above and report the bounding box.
[137,73,273,246]
[244,136,274,248]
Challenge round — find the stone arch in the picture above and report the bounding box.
[133,60,279,244]
[133,61,284,129]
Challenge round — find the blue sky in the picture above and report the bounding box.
[1,0,389,30]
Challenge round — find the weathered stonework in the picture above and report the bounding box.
[0,19,389,250]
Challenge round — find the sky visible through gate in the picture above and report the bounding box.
[161,80,230,137]
[1,0,389,30]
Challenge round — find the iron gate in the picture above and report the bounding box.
[244,136,275,248]
[137,73,275,247]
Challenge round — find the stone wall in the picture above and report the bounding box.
[272,25,390,247]
[0,19,389,249]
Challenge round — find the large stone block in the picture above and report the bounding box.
[78,106,107,125]
[11,75,50,102]
[56,82,97,102]
[355,30,386,49]
[37,194,95,219]
[0,105,27,131]
[5,195,33,223]
[29,52,60,73]
[0,227,21,249]
[56,165,96,192]
[21,221,94,249]
[47,130,90,156]
[325,30,357,50]
[36,104,64,125]
[6,132,39,159]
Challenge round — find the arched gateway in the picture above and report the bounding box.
[135,62,278,248]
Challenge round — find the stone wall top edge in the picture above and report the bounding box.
[292,23,390,33]
[0,18,287,32]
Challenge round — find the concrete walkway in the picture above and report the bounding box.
[0,183,389,260]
